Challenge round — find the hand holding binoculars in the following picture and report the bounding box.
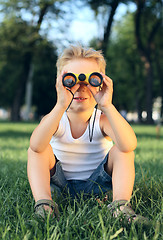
[62,72,103,88]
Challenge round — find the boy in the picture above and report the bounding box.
[28,45,147,224]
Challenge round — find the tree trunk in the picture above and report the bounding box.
[24,63,34,120]
[154,49,163,117]
[11,3,53,121]
[144,57,153,123]
[135,0,153,124]
[101,0,119,56]
[131,62,142,123]
[11,53,32,121]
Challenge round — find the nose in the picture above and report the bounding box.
[77,83,87,92]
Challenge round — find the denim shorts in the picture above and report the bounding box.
[50,154,112,199]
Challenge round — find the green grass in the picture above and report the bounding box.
[0,122,162,239]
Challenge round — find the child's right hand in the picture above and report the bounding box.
[56,71,80,110]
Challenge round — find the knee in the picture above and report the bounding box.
[28,144,52,156]
[27,147,38,162]
[109,145,135,163]
[27,146,46,162]
[28,146,40,156]
[28,146,34,157]
[108,146,135,175]
[110,145,135,156]
[28,145,55,168]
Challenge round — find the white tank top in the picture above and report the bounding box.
[50,109,113,180]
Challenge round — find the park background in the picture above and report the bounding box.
[0,0,162,123]
[0,0,162,239]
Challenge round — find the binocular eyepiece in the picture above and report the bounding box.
[62,72,103,88]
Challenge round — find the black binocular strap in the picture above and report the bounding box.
[88,105,98,142]
[66,88,74,111]
[65,88,98,142]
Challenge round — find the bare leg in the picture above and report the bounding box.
[105,148,149,224]
[27,144,55,202]
[105,145,135,201]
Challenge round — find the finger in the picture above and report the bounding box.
[101,73,113,88]
[57,70,67,83]
[87,85,99,97]
[56,70,67,89]
[101,72,112,80]
[70,83,80,94]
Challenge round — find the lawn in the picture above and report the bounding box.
[0,122,162,240]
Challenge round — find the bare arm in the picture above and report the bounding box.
[88,73,137,153]
[30,104,65,153]
[100,106,137,152]
[30,71,80,153]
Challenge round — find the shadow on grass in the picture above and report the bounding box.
[0,158,27,176]
[136,132,163,140]
[0,146,28,152]
[0,130,31,139]
[135,160,163,181]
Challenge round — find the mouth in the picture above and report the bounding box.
[73,97,87,102]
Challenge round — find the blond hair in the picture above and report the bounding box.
[56,45,106,76]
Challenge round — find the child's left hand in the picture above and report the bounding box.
[88,73,113,112]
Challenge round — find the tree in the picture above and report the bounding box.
[90,10,161,123]
[134,0,162,123]
[32,39,58,118]
[85,0,132,56]
[106,13,146,120]
[0,18,58,119]
[0,18,38,113]
[0,0,68,121]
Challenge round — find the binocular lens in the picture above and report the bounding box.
[89,74,102,87]
[63,75,76,87]
[63,72,103,88]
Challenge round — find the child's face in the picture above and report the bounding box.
[63,59,101,112]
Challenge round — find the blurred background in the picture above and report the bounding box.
[0,0,162,124]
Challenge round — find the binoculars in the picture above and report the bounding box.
[62,72,103,88]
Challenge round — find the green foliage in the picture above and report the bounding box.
[0,17,38,106]
[0,122,162,239]
[90,11,161,115]
[0,1,162,120]
[1,22,25,107]
[105,13,145,111]
[0,0,69,120]
[90,1,162,120]
[32,39,58,117]
[0,17,58,117]
[0,0,62,16]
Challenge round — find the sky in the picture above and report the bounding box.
[39,1,136,52]
[0,1,136,52]
[68,2,136,45]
